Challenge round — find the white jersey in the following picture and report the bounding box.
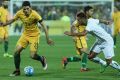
[86,18,113,42]
[87,18,114,59]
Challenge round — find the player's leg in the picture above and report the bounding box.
[113,28,118,47]
[110,60,120,71]
[62,38,83,69]
[62,47,81,69]
[80,48,89,72]
[89,52,106,66]
[100,42,115,73]
[113,35,116,47]
[30,51,47,70]
[10,35,28,76]
[88,51,98,61]
[10,45,24,76]
[100,58,112,73]
[29,36,47,70]
[3,35,13,57]
[88,42,107,72]
[0,28,4,44]
[88,42,105,64]
[0,29,10,57]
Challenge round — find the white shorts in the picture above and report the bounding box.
[90,40,114,59]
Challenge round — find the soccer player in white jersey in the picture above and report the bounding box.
[64,12,120,73]
[84,6,120,73]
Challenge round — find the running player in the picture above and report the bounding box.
[64,12,120,73]
[112,6,120,47]
[0,1,13,57]
[0,1,54,76]
[62,12,89,72]
[84,6,120,73]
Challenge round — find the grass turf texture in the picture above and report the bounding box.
[0,35,120,80]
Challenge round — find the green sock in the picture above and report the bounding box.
[67,56,81,62]
[81,53,88,68]
[4,41,8,53]
[113,36,116,46]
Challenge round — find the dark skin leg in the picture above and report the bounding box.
[14,46,24,71]
[88,51,98,60]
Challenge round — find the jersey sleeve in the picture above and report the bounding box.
[86,21,93,32]
[95,19,99,24]
[34,11,42,22]
[86,25,91,32]
[14,11,20,20]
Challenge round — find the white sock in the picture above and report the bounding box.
[99,59,106,66]
[92,57,106,65]
[110,60,120,71]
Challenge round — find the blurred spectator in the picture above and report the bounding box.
[13,20,23,34]
[61,8,70,22]
[13,1,113,21]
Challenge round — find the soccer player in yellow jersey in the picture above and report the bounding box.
[112,7,120,47]
[62,12,89,72]
[0,1,54,76]
[0,1,13,57]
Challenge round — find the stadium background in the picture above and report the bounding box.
[7,0,114,35]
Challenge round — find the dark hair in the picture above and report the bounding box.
[84,6,93,13]
[22,1,31,7]
[76,12,86,19]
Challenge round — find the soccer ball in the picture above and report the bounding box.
[24,66,34,76]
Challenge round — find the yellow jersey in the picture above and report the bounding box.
[14,9,42,36]
[73,20,86,39]
[72,20,87,49]
[0,7,9,28]
[112,11,120,28]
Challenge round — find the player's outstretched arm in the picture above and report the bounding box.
[99,19,112,25]
[39,21,54,46]
[0,19,15,27]
[64,30,87,36]
[64,24,88,36]
[64,24,79,36]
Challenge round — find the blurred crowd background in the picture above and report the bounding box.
[13,1,112,21]
[1,0,120,35]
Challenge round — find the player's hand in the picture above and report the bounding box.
[106,21,112,25]
[47,39,54,46]
[64,31,71,36]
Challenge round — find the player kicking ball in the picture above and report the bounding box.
[0,1,54,76]
[64,12,120,73]
[62,12,89,72]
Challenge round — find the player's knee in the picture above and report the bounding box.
[88,51,97,60]
[14,46,24,55]
[14,51,20,57]
[30,52,37,59]
[14,49,21,55]
[88,53,95,60]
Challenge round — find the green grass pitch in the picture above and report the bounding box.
[0,35,120,80]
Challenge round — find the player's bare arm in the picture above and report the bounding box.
[64,30,87,37]
[39,21,54,45]
[99,19,112,25]
[64,24,77,36]
[64,24,88,37]
[64,24,79,36]
[0,19,15,26]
